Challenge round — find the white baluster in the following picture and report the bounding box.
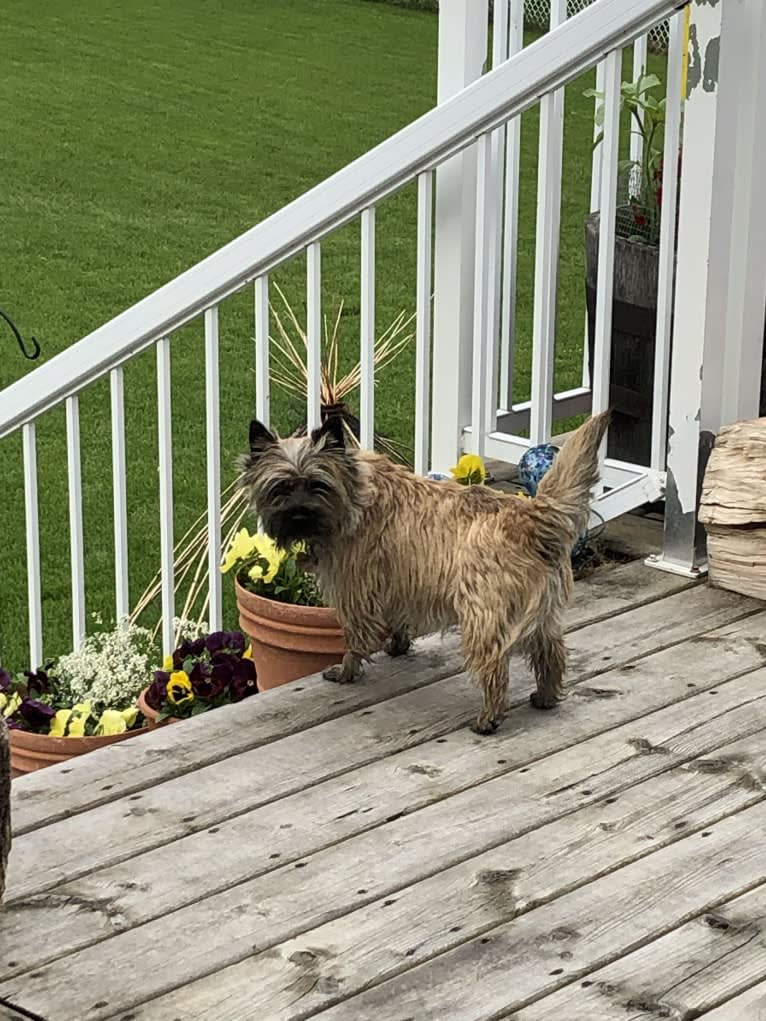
[530,0,567,445]
[499,0,524,411]
[306,243,322,433]
[255,275,271,427]
[66,396,85,649]
[205,307,222,632]
[651,13,684,471]
[360,208,376,451]
[415,171,433,476]
[591,49,623,433]
[156,337,175,654]
[110,368,129,620]
[22,422,42,668]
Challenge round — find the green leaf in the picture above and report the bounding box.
[637,72,662,93]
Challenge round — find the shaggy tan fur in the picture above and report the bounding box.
[240,411,610,734]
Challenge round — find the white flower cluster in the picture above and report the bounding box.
[173,617,208,645]
[55,619,156,712]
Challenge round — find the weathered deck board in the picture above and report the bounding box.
[3,664,765,1016]
[304,802,766,1021]
[698,980,766,1019]
[2,568,764,1021]
[0,1005,42,1021]
[118,729,766,1021]
[10,562,698,837]
[512,883,766,1020]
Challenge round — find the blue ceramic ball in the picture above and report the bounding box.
[517,443,559,497]
[518,444,588,558]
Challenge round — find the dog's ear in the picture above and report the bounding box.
[249,419,277,455]
[310,415,345,451]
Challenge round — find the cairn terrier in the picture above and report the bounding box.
[239,411,609,734]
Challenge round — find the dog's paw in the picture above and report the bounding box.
[385,633,411,658]
[471,717,501,736]
[323,665,356,684]
[530,690,565,710]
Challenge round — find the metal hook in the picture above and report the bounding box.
[0,307,41,360]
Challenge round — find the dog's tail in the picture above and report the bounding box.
[534,411,611,544]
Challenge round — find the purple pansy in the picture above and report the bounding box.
[17,698,56,732]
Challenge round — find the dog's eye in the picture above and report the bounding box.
[269,481,293,499]
[308,479,332,495]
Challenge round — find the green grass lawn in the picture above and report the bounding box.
[0,0,665,671]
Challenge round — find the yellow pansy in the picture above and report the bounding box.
[67,703,92,737]
[449,454,486,486]
[0,694,6,712]
[121,706,138,728]
[243,646,253,660]
[220,528,261,574]
[95,706,139,736]
[166,670,194,707]
[3,692,21,718]
[49,709,73,737]
[97,710,127,735]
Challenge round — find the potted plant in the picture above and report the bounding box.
[221,528,346,690]
[1,617,153,776]
[584,72,677,464]
[137,628,258,726]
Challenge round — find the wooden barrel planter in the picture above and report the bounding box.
[586,212,766,463]
[585,211,667,466]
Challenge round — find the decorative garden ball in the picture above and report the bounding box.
[517,443,559,497]
[518,444,587,557]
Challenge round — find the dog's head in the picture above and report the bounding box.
[238,416,362,549]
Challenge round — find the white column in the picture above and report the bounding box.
[656,0,766,576]
[430,0,488,472]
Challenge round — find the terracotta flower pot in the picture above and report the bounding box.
[9,726,143,779]
[235,578,346,690]
[137,688,179,730]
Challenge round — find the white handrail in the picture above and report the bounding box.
[0,0,683,440]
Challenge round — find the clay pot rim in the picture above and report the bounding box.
[8,726,140,751]
[137,688,179,726]
[235,576,341,627]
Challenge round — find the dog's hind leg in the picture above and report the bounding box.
[527,624,567,709]
[384,621,411,658]
[471,658,511,735]
[459,605,512,735]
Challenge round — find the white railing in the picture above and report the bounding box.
[451,0,686,511]
[0,0,684,667]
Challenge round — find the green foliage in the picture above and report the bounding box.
[585,72,669,245]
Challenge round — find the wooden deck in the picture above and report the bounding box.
[3,560,766,1020]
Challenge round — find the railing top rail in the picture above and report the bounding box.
[0,0,682,439]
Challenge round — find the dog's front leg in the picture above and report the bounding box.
[322,615,387,685]
[323,651,364,684]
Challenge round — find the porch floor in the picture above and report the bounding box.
[3,560,766,1020]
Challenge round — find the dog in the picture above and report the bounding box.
[239,411,610,734]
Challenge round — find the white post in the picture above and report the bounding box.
[655,0,766,577]
[430,0,488,471]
